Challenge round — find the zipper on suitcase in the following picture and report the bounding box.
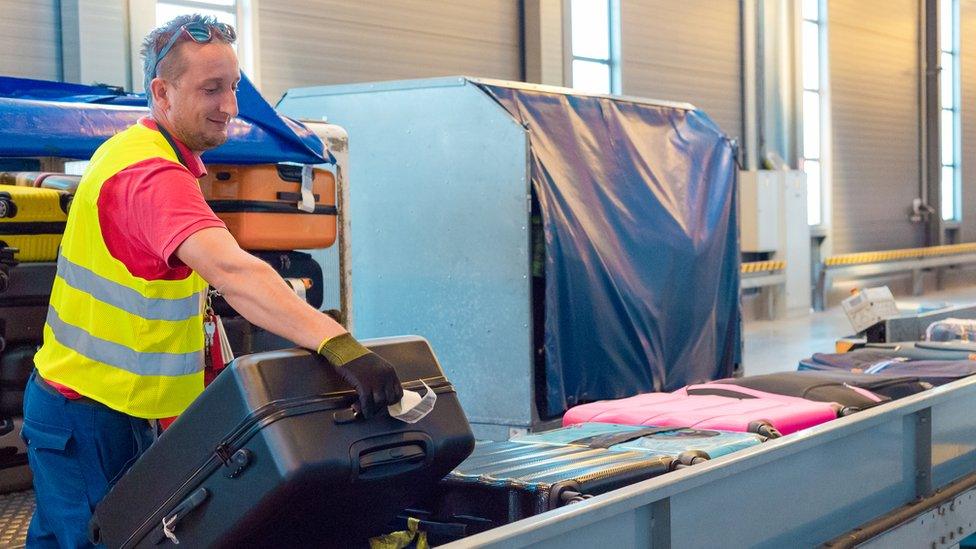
[207,199,338,215]
[121,379,455,548]
[567,457,670,485]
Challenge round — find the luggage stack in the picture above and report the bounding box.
[198,164,340,356]
[391,305,976,544]
[396,342,947,544]
[0,173,72,480]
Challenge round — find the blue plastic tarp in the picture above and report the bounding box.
[0,75,328,164]
[479,84,741,416]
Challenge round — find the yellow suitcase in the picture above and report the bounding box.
[0,185,69,262]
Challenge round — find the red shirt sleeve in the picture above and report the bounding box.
[98,158,226,281]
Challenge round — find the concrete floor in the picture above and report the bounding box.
[742,284,976,376]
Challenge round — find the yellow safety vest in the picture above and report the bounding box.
[34,123,208,418]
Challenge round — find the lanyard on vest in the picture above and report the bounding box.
[153,121,190,170]
[151,120,234,381]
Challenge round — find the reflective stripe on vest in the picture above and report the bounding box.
[45,306,204,376]
[56,255,204,321]
[34,122,208,419]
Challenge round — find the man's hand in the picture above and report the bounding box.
[318,333,404,418]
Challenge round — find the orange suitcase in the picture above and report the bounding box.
[198,164,337,250]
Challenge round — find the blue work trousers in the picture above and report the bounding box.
[21,371,154,548]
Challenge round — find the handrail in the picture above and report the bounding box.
[814,244,976,310]
[824,242,976,267]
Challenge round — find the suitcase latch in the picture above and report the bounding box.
[223,448,253,479]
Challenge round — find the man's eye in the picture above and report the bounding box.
[204,88,218,94]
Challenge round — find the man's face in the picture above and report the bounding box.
[152,40,240,153]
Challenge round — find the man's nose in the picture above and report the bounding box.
[220,90,238,119]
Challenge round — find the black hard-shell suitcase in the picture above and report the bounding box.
[400,440,673,542]
[705,371,932,413]
[219,316,293,357]
[0,344,34,416]
[251,250,324,309]
[90,336,475,549]
[0,262,55,346]
[211,251,325,317]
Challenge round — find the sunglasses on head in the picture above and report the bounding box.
[152,21,237,78]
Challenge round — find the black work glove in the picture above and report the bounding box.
[318,333,404,418]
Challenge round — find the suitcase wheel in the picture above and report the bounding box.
[673,450,710,470]
[548,481,589,508]
[748,421,782,439]
[0,195,16,218]
[559,490,594,505]
[58,193,73,215]
[838,406,862,417]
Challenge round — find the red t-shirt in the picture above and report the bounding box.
[47,118,225,406]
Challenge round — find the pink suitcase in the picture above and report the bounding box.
[562,385,840,438]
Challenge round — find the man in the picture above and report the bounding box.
[22,14,402,547]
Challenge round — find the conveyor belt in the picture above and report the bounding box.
[0,489,33,548]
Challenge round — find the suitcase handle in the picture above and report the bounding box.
[276,163,307,183]
[357,442,427,479]
[572,426,691,448]
[352,433,433,481]
[149,487,210,546]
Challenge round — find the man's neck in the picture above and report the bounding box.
[151,116,203,156]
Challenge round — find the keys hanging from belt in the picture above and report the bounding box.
[204,289,235,386]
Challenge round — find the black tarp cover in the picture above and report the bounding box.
[479,84,741,417]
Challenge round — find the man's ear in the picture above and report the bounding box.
[150,77,169,111]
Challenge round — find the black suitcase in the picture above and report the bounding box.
[0,261,55,345]
[211,251,326,317]
[0,344,35,416]
[219,316,293,357]
[704,371,931,414]
[249,250,324,310]
[90,336,474,549]
[399,440,673,543]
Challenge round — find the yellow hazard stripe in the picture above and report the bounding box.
[741,260,786,274]
[824,242,976,267]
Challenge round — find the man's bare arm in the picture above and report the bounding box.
[176,226,345,350]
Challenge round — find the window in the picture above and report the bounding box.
[801,0,826,226]
[569,0,620,94]
[154,0,257,79]
[940,0,960,221]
